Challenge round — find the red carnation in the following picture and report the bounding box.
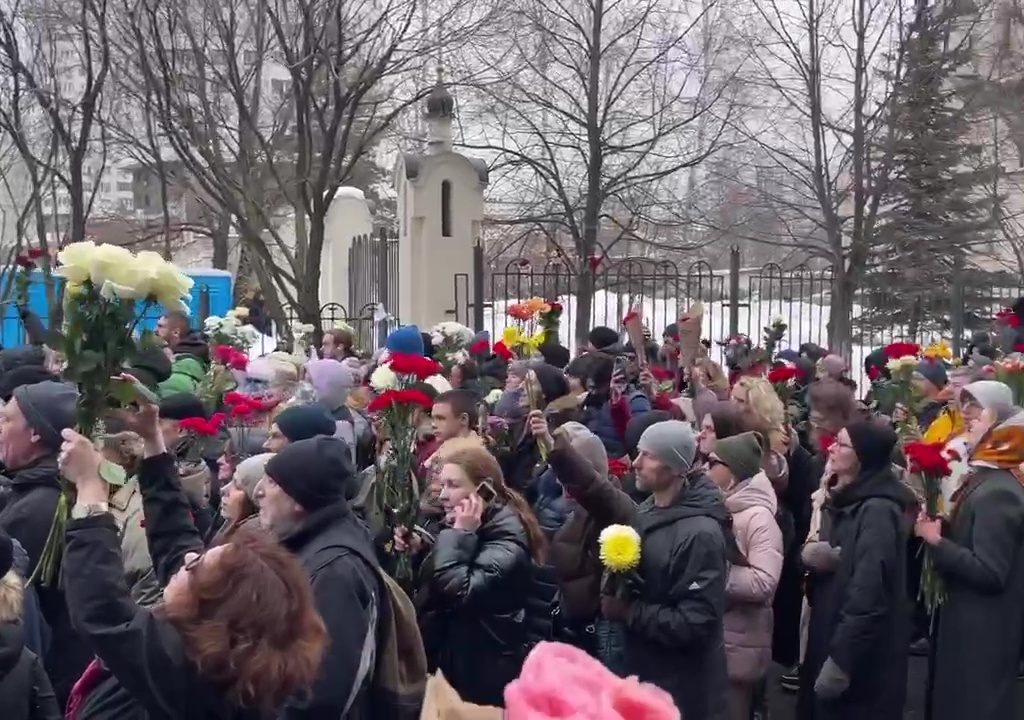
[493,341,515,362]
[767,366,801,384]
[214,344,235,364]
[179,414,224,437]
[608,456,631,478]
[904,441,953,477]
[14,255,33,270]
[867,366,882,381]
[368,388,434,413]
[224,391,249,407]
[229,352,248,371]
[470,338,490,355]
[388,352,441,379]
[651,366,676,381]
[230,403,253,417]
[548,301,563,314]
[1015,343,1024,353]
[26,248,45,260]
[883,342,921,359]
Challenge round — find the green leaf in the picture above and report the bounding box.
[99,459,128,487]
[77,350,103,373]
[43,328,67,350]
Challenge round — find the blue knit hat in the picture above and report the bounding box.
[386,325,424,356]
[915,359,948,389]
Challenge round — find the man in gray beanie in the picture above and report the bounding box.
[602,418,730,720]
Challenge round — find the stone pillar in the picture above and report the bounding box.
[393,79,488,327]
[320,187,372,315]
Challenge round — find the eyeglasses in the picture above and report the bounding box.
[707,458,726,469]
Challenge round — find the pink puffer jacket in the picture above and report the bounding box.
[723,472,784,684]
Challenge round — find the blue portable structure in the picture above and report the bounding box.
[0,267,234,347]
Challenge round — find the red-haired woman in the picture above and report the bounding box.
[58,400,327,720]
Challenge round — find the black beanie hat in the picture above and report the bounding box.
[0,365,58,402]
[539,342,571,370]
[588,326,619,350]
[126,346,172,390]
[159,393,207,421]
[531,363,570,405]
[275,404,337,443]
[846,419,897,472]
[265,436,354,510]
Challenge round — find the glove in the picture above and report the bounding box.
[801,541,841,572]
[814,657,850,700]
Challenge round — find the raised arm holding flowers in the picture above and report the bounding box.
[32,242,194,585]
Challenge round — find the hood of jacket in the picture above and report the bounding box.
[4,453,59,490]
[172,329,209,363]
[0,345,45,375]
[725,471,778,516]
[832,464,916,511]
[637,473,730,534]
[0,621,24,675]
[170,354,207,383]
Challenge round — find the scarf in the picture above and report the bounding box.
[968,411,1024,471]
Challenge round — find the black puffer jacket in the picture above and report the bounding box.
[800,466,913,720]
[417,502,533,706]
[0,622,60,720]
[0,455,90,704]
[624,474,729,720]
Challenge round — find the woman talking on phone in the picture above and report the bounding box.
[401,441,546,706]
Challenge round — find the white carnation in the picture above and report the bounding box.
[370,364,398,391]
[485,388,503,405]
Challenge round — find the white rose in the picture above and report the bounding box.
[204,316,223,331]
[89,244,138,294]
[370,364,397,391]
[885,358,901,373]
[899,355,918,368]
[485,388,503,405]
[229,306,249,319]
[54,241,97,284]
[98,278,139,301]
[135,251,193,308]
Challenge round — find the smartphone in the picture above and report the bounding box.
[476,479,497,505]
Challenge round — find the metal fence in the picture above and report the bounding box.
[470,246,1024,364]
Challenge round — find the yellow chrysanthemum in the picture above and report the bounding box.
[599,524,642,573]
[923,341,952,361]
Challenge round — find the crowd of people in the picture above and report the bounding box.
[0,299,1023,720]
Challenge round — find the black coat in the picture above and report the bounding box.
[417,502,534,707]
[800,466,912,720]
[64,453,262,720]
[932,466,1024,720]
[773,443,818,667]
[0,455,90,704]
[0,622,60,720]
[277,502,378,720]
[623,474,729,720]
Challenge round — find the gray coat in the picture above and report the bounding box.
[932,466,1024,720]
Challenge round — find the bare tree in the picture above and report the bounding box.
[111,0,491,330]
[456,0,739,344]
[0,0,113,318]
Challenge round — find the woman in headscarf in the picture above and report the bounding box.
[917,394,1024,720]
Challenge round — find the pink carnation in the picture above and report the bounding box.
[504,642,679,720]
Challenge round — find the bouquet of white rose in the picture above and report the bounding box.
[36,242,194,585]
[203,307,260,351]
[430,321,474,372]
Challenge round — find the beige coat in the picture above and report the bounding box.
[109,481,161,607]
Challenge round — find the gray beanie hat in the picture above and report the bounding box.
[714,431,764,482]
[915,359,948,389]
[636,420,696,474]
[13,381,78,452]
[233,453,274,504]
[962,381,1014,415]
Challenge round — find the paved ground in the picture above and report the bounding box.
[765,657,935,720]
